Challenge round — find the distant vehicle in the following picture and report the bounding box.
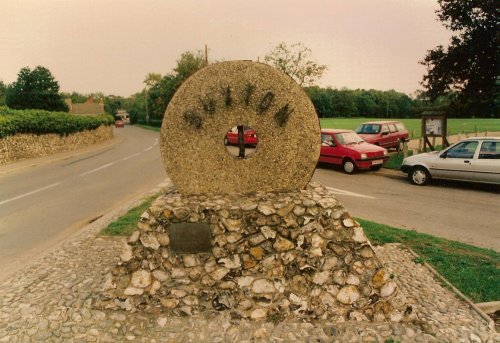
[319,129,389,174]
[115,119,124,128]
[225,126,258,146]
[355,121,409,151]
[401,137,500,185]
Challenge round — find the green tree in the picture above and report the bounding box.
[0,80,6,106]
[104,95,123,116]
[173,51,205,80]
[264,42,327,86]
[61,91,87,104]
[141,50,206,124]
[6,66,68,112]
[420,0,496,117]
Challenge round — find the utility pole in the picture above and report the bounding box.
[145,87,149,126]
[205,44,208,66]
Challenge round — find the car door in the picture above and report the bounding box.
[319,133,341,165]
[474,140,500,184]
[433,141,478,181]
[388,123,398,147]
[379,124,391,148]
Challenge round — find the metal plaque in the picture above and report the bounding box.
[168,222,212,254]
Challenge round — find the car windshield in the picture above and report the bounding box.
[355,124,381,134]
[335,132,364,145]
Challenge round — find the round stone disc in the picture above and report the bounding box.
[160,61,320,194]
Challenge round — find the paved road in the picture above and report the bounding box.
[0,126,166,279]
[312,166,500,251]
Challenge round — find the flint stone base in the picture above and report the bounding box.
[102,182,400,321]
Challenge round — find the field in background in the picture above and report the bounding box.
[320,118,500,139]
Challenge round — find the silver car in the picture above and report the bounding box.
[401,137,500,185]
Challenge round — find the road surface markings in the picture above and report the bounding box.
[1,138,160,206]
[79,162,114,177]
[122,152,141,161]
[0,182,61,206]
[325,186,376,199]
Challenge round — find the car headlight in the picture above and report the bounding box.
[361,153,367,160]
[383,150,388,156]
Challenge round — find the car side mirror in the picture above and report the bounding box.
[381,131,389,136]
[440,153,447,158]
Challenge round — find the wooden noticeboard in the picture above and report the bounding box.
[421,114,449,151]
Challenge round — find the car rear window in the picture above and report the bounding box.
[355,124,380,134]
[479,141,500,159]
[395,123,406,131]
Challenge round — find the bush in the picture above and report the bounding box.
[0,106,114,138]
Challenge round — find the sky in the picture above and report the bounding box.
[0,0,452,97]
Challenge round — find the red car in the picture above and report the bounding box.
[115,119,124,128]
[355,121,409,151]
[225,126,258,146]
[319,129,389,174]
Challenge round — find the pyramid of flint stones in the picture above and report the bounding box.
[102,183,399,321]
[101,61,398,321]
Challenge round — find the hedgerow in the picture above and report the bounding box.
[0,106,114,138]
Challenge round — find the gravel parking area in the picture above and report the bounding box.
[0,196,497,342]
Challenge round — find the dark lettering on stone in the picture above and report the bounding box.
[199,96,216,115]
[275,104,294,127]
[220,85,233,107]
[258,91,274,114]
[243,83,255,106]
[183,110,203,129]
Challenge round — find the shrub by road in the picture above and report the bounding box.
[0,106,114,138]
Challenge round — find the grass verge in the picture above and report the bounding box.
[99,195,499,303]
[136,124,161,132]
[100,196,156,236]
[383,150,413,170]
[358,218,500,303]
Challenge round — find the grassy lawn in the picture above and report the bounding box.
[100,195,499,303]
[359,218,500,303]
[320,118,500,139]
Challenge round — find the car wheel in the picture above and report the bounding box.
[397,140,405,152]
[224,138,228,145]
[409,166,430,185]
[342,159,356,174]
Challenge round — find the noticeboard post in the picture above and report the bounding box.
[421,114,449,151]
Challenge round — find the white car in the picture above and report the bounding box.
[401,137,500,185]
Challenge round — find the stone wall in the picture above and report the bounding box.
[0,125,113,165]
[102,183,400,322]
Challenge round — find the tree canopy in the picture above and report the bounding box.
[264,42,327,86]
[0,80,6,106]
[420,0,497,117]
[305,87,416,118]
[5,66,68,112]
[125,50,206,125]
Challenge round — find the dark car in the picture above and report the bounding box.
[319,129,389,174]
[356,121,409,151]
